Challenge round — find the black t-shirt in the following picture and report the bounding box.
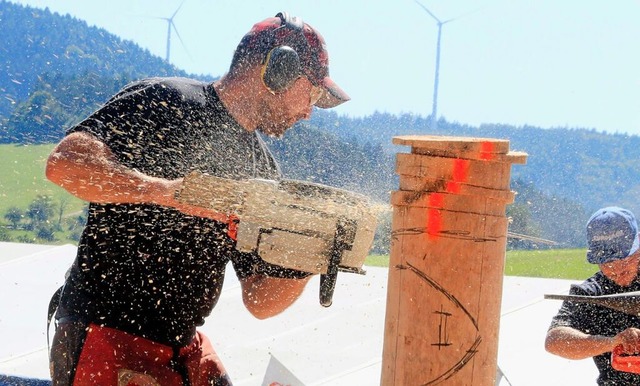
[58,77,281,347]
[549,271,640,385]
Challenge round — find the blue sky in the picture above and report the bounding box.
[9,0,640,135]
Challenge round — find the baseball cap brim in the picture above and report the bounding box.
[315,77,350,109]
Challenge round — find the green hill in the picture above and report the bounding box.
[0,144,81,212]
[0,144,86,244]
[0,1,201,119]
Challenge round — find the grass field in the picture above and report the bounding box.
[503,248,597,279]
[0,144,86,243]
[0,144,85,215]
[365,248,597,280]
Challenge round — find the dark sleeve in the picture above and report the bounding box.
[231,250,312,280]
[548,284,597,331]
[65,79,183,154]
[66,80,154,143]
[65,79,188,177]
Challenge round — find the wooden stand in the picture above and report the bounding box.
[381,135,527,385]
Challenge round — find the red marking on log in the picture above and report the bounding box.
[480,141,495,160]
[426,208,442,240]
[428,192,445,208]
[452,159,470,183]
[446,181,461,194]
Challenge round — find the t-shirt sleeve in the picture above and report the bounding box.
[66,81,150,141]
[230,250,312,280]
[548,284,595,331]
[65,80,175,168]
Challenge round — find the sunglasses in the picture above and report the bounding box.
[309,83,323,105]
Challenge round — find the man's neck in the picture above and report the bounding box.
[213,74,261,132]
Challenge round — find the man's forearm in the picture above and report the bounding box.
[241,275,311,319]
[545,326,615,359]
[46,132,174,204]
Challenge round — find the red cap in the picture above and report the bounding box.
[237,13,350,108]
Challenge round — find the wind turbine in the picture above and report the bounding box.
[160,1,187,62]
[415,1,457,132]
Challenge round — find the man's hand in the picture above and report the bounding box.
[153,178,232,223]
[614,327,640,354]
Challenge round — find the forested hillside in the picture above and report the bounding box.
[313,112,640,221]
[1,0,638,250]
[0,1,204,117]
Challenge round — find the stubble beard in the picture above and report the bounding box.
[255,101,291,138]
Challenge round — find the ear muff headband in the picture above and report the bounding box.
[261,12,306,93]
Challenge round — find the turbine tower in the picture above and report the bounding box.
[161,1,186,62]
[415,1,456,132]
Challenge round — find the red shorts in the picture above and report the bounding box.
[61,323,231,386]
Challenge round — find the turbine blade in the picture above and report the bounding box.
[171,0,186,20]
[414,0,441,24]
[448,6,485,23]
[171,22,193,61]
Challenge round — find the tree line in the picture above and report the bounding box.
[0,195,87,244]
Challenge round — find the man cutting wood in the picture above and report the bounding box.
[546,206,640,385]
[45,12,349,386]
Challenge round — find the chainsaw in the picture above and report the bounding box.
[175,171,379,307]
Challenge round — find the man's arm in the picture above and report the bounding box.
[240,275,311,319]
[46,131,229,221]
[545,326,617,359]
[546,326,640,359]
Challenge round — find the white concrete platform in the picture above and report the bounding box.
[0,244,599,385]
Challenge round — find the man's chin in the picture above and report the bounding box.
[616,277,636,287]
[257,125,288,138]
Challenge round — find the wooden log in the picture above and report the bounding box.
[396,177,516,203]
[411,148,528,164]
[393,135,511,157]
[381,136,526,386]
[390,191,507,217]
[396,153,514,191]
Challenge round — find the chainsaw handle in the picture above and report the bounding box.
[612,345,640,374]
[319,218,356,307]
[319,231,344,308]
[319,272,337,307]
